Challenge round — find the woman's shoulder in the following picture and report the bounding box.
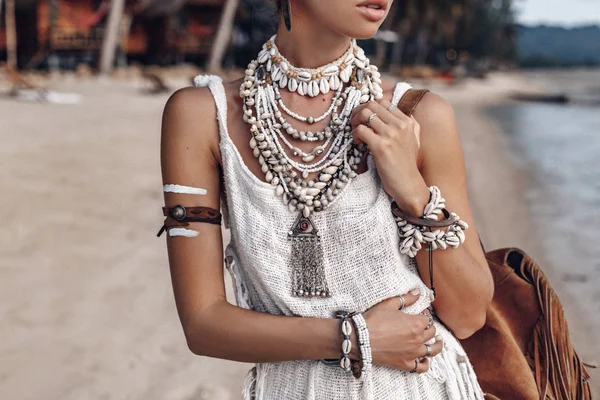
[161,83,221,160]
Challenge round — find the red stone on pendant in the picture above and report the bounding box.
[300,221,309,230]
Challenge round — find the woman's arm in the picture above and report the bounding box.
[350,93,494,340]
[411,93,494,339]
[161,87,343,362]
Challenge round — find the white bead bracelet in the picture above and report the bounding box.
[351,313,372,375]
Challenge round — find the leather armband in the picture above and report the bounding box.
[157,205,222,237]
[391,201,457,228]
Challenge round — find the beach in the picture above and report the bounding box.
[1,70,597,399]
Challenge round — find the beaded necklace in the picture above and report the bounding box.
[240,35,382,298]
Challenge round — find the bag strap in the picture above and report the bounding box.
[397,88,429,116]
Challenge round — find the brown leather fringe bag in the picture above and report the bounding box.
[398,90,593,399]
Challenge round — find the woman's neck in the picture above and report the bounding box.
[274,22,352,69]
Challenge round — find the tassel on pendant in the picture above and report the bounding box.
[288,212,331,298]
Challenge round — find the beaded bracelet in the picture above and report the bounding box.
[334,311,364,378]
[393,186,469,258]
[351,313,372,375]
[339,316,353,372]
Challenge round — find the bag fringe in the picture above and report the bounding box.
[518,250,592,399]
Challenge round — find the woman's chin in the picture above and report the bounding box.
[349,27,380,40]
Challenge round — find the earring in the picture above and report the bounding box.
[282,0,292,32]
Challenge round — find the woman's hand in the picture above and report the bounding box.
[350,100,429,216]
[362,290,443,373]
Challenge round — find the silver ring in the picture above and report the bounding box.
[398,295,406,310]
[421,311,434,330]
[386,104,395,112]
[365,112,377,129]
[411,359,418,373]
[424,344,432,358]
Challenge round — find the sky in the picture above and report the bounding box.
[516,0,600,26]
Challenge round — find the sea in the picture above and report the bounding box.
[487,69,600,318]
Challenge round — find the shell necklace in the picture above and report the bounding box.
[240,36,382,298]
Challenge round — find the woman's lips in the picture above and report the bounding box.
[357,5,386,22]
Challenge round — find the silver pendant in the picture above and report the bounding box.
[288,213,331,298]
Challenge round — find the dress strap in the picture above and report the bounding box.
[193,74,230,141]
[391,82,413,108]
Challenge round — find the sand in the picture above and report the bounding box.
[0,71,596,399]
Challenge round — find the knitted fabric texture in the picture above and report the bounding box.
[196,75,485,400]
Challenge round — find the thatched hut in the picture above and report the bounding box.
[0,0,226,68]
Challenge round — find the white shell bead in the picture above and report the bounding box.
[288,78,298,92]
[314,182,327,189]
[323,65,339,76]
[309,81,319,97]
[271,66,282,81]
[319,174,332,182]
[342,339,352,354]
[276,185,284,196]
[279,75,288,88]
[258,50,269,63]
[280,62,288,71]
[302,154,315,162]
[342,320,353,335]
[303,206,311,217]
[340,68,350,83]
[298,82,306,96]
[323,166,338,174]
[320,78,330,94]
[340,357,351,370]
[329,75,340,90]
[297,71,312,81]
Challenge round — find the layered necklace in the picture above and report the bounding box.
[240,35,382,298]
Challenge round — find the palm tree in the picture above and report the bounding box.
[100,0,127,74]
[207,0,239,72]
[5,0,17,70]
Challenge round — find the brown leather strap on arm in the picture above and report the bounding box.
[397,89,429,116]
[157,205,222,237]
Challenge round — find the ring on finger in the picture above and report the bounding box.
[398,295,406,310]
[386,104,395,112]
[365,112,377,129]
[411,359,418,373]
[421,311,434,330]
[424,344,432,358]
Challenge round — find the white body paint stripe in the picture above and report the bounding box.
[163,184,207,195]
[168,228,199,238]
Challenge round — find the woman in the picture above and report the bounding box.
[160,0,494,398]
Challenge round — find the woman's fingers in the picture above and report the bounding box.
[399,288,421,309]
[351,124,379,146]
[422,324,437,343]
[415,357,430,374]
[380,99,412,123]
[403,357,430,373]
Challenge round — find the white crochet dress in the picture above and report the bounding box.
[194,75,484,400]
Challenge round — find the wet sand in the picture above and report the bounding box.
[0,71,596,399]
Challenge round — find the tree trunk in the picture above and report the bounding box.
[5,0,17,70]
[207,0,239,73]
[100,0,126,75]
